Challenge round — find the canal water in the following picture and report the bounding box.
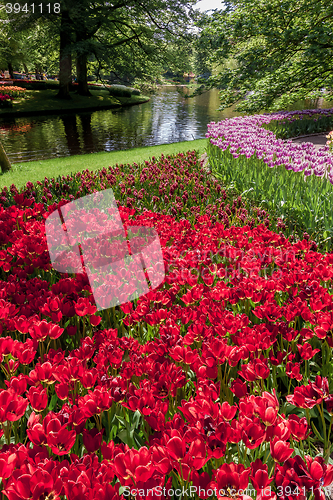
[0,87,331,163]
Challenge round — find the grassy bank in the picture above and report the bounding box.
[0,89,149,117]
[0,139,207,189]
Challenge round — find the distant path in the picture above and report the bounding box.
[291,133,328,151]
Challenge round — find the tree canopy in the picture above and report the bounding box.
[197,0,333,112]
[1,0,200,98]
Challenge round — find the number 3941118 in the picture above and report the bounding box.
[5,3,61,14]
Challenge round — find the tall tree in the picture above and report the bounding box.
[57,6,74,98]
[0,9,28,77]
[1,2,62,83]
[70,0,199,95]
[2,0,199,98]
[197,0,333,112]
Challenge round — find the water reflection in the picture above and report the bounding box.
[63,115,81,155]
[0,87,332,162]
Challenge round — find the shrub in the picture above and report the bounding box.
[106,85,132,98]
[9,80,60,90]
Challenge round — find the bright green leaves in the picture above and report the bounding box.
[197,0,333,112]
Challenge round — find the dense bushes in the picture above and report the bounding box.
[0,80,140,96]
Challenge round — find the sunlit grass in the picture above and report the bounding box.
[0,139,207,189]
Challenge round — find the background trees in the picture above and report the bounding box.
[0,3,59,79]
[197,0,333,112]
[0,0,199,98]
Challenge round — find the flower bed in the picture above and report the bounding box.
[206,109,333,249]
[0,80,139,95]
[262,109,333,139]
[0,95,13,109]
[0,87,26,99]
[0,151,333,499]
[0,151,274,230]
[1,80,60,91]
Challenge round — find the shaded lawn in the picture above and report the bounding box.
[0,89,149,116]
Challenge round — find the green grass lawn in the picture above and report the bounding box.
[0,89,149,117]
[0,139,208,190]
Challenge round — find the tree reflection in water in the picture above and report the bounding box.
[0,88,331,162]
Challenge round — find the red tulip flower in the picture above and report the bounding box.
[242,420,266,449]
[83,428,104,453]
[221,401,238,421]
[288,414,309,441]
[47,426,76,456]
[250,458,274,491]
[0,388,28,423]
[27,385,48,412]
[210,462,251,500]
[230,379,248,398]
[297,343,320,360]
[113,446,157,488]
[270,436,294,463]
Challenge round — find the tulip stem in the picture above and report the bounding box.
[179,462,184,487]
[271,365,277,392]
[4,421,12,445]
[243,443,247,464]
[299,438,306,459]
[46,339,52,355]
[304,360,308,383]
[318,403,327,454]
[327,416,333,446]
[39,340,45,364]
[269,461,275,477]
[106,308,111,327]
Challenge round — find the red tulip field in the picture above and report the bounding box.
[0,148,333,500]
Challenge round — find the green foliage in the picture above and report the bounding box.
[12,81,60,90]
[197,0,333,112]
[263,114,333,139]
[105,85,132,98]
[1,1,202,93]
[207,137,333,251]
[89,1,198,84]
[0,4,59,75]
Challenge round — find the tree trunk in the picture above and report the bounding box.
[0,140,11,173]
[23,63,28,74]
[56,10,73,100]
[35,65,43,80]
[76,52,91,96]
[7,62,14,79]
